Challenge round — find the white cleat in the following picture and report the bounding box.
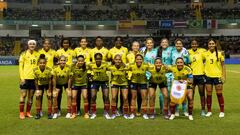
[123,114,129,119]
[65,113,71,119]
[142,114,149,120]
[104,113,112,120]
[40,111,43,117]
[149,115,155,119]
[188,115,194,120]
[52,113,58,119]
[111,114,117,119]
[184,112,189,117]
[128,113,135,119]
[116,110,122,117]
[169,114,175,120]
[219,112,225,118]
[205,112,212,117]
[175,111,180,117]
[90,113,97,119]
[57,111,61,117]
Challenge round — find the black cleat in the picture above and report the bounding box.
[35,114,41,119]
[48,114,53,119]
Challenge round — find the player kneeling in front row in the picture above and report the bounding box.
[168,57,194,121]
[34,54,53,119]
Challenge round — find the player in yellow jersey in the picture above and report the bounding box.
[168,57,194,121]
[148,58,169,119]
[126,41,140,64]
[52,55,72,119]
[108,54,129,119]
[128,54,150,119]
[38,38,57,68]
[19,39,39,119]
[188,39,207,116]
[33,54,53,119]
[70,55,89,119]
[90,36,109,62]
[56,38,76,66]
[74,37,92,116]
[88,53,111,119]
[203,39,226,118]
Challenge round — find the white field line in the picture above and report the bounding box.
[227,70,240,74]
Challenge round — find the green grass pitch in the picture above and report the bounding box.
[0,65,239,135]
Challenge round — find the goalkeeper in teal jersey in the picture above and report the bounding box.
[156,38,174,114]
[171,38,190,117]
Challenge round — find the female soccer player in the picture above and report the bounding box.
[39,38,56,68]
[33,54,53,119]
[88,53,111,119]
[74,37,92,116]
[109,54,129,119]
[168,57,194,120]
[171,38,190,117]
[70,55,89,119]
[128,54,149,119]
[19,39,39,119]
[90,36,109,62]
[56,38,75,116]
[157,38,174,115]
[52,55,72,119]
[148,58,169,119]
[204,39,225,118]
[126,41,140,64]
[142,38,158,64]
[188,39,206,116]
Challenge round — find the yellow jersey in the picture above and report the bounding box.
[203,50,224,78]
[128,63,149,84]
[19,50,39,80]
[33,66,52,85]
[88,62,109,82]
[74,47,91,64]
[169,65,193,80]
[90,47,109,62]
[52,65,72,85]
[108,65,128,85]
[38,48,56,68]
[56,48,76,66]
[148,65,168,84]
[126,51,140,64]
[108,46,128,64]
[188,48,206,75]
[71,65,88,86]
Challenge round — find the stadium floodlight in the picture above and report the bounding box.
[65,24,71,27]
[230,23,238,26]
[0,24,3,26]
[31,24,39,27]
[98,25,104,27]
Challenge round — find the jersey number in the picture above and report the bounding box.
[210,59,214,64]
[30,59,36,65]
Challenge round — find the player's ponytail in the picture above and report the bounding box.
[215,46,219,62]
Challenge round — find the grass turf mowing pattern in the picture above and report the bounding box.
[0,65,240,135]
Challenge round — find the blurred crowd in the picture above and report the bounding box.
[0,35,239,57]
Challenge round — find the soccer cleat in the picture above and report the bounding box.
[123,114,129,119]
[19,112,25,120]
[136,112,141,117]
[104,113,111,120]
[90,113,97,119]
[52,113,58,119]
[149,114,155,119]
[116,110,122,117]
[35,114,41,120]
[48,114,53,119]
[57,111,61,117]
[65,113,71,119]
[184,112,189,117]
[111,114,117,119]
[83,113,89,119]
[205,112,212,117]
[188,115,194,120]
[70,114,77,119]
[142,114,149,120]
[164,115,169,120]
[201,110,206,116]
[77,111,81,116]
[26,112,33,118]
[128,113,135,119]
[40,111,43,117]
[219,112,225,118]
[175,111,180,117]
[169,114,175,120]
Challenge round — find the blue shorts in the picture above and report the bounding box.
[205,77,223,85]
[193,75,206,85]
[111,85,128,90]
[130,83,147,90]
[91,81,108,90]
[38,85,49,91]
[56,84,68,90]
[149,82,167,89]
[72,85,88,90]
[20,79,35,90]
